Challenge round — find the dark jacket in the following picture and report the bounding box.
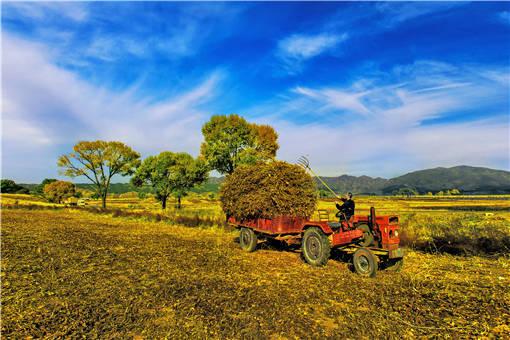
[336,198,355,219]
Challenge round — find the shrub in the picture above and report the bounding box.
[1,179,28,194]
[43,181,76,203]
[219,160,317,220]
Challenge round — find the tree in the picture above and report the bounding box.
[1,179,29,194]
[200,114,279,175]
[33,178,57,196]
[43,181,76,203]
[398,187,417,198]
[58,141,141,208]
[131,152,209,209]
[451,189,460,195]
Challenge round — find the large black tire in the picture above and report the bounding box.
[383,258,403,272]
[356,224,375,247]
[239,227,258,252]
[353,247,378,278]
[302,227,331,266]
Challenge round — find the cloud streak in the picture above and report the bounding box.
[275,33,348,75]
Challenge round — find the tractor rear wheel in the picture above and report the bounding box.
[356,224,375,247]
[353,247,378,277]
[239,227,258,252]
[383,258,403,272]
[302,227,331,266]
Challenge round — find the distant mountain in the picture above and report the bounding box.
[314,175,388,195]
[383,165,510,194]
[316,165,510,195]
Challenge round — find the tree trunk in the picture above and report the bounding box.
[177,196,181,209]
[102,193,107,209]
[162,197,167,210]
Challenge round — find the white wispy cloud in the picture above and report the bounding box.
[275,33,348,75]
[373,2,464,28]
[278,33,346,60]
[3,2,88,22]
[293,86,372,116]
[2,34,224,182]
[3,2,246,65]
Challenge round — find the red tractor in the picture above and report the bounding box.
[228,207,404,277]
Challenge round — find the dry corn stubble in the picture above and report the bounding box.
[1,209,509,339]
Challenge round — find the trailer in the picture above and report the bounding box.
[228,207,404,277]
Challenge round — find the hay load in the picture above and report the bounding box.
[220,160,317,220]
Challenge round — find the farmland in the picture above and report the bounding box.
[2,193,510,338]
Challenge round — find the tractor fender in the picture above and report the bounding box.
[301,222,334,235]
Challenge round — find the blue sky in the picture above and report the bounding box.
[2,1,509,183]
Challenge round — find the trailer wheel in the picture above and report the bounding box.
[356,224,375,247]
[383,258,403,272]
[302,227,331,266]
[353,248,377,277]
[239,227,258,252]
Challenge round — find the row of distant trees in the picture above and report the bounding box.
[54,114,279,209]
[1,178,80,204]
[392,188,461,197]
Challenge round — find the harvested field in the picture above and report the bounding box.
[2,209,509,338]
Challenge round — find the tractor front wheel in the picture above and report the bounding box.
[239,227,258,252]
[353,247,378,277]
[302,227,331,266]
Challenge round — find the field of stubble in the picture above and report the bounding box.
[2,202,509,339]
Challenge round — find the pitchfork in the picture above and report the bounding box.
[297,156,339,198]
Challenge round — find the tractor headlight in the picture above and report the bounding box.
[394,230,399,237]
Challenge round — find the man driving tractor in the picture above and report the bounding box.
[335,192,355,221]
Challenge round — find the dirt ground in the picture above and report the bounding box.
[2,209,509,339]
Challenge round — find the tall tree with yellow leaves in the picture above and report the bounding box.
[58,141,140,208]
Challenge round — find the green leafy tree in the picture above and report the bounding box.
[398,187,417,198]
[132,152,209,209]
[43,180,76,203]
[58,141,141,208]
[451,188,460,195]
[1,179,29,194]
[33,178,57,196]
[200,114,279,175]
